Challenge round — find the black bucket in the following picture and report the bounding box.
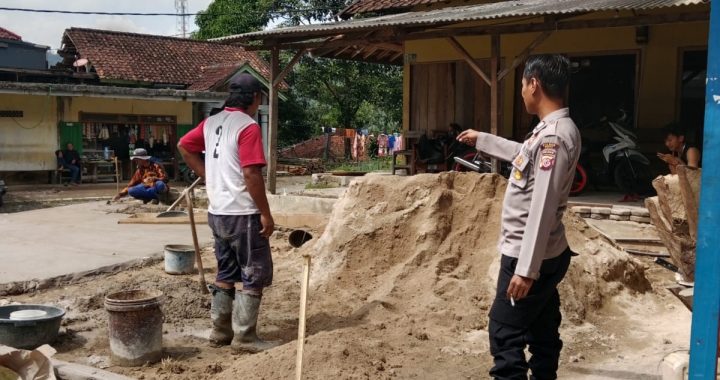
[0,304,65,349]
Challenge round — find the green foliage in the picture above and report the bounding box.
[329,157,392,172]
[194,0,403,151]
[193,0,273,40]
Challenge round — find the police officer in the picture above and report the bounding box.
[457,54,580,379]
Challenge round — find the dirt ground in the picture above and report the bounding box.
[4,173,691,379]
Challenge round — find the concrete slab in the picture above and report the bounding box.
[0,201,212,285]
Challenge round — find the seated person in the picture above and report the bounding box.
[657,123,702,174]
[55,149,80,186]
[112,148,170,204]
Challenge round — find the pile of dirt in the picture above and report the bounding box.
[221,172,654,379]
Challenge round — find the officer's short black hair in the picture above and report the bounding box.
[523,54,571,99]
[664,122,686,138]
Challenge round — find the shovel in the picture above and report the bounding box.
[157,176,203,218]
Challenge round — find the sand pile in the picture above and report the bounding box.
[222,172,653,379]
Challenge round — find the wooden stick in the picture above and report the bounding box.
[295,255,311,380]
[164,176,203,213]
[114,157,120,194]
[186,191,209,294]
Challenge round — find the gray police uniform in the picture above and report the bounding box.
[474,108,580,379]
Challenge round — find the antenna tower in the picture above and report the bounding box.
[175,0,188,38]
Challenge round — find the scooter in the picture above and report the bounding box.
[579,110,651,196]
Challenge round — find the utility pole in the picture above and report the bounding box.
[688,1,720,378]
[175,0,188,38]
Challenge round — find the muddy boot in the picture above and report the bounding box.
[209,285,234,347]
[231,292,280,353]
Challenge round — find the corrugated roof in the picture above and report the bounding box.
[339,0,447,18]
[220,0,705,42]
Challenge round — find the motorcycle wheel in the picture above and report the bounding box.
[182,169,197,185]
[570,163,588,196]
[614,157,651,195]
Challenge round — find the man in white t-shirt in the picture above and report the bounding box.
[178,74,277,353]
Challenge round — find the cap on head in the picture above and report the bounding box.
[229,73,262,95]
[131,148,151,161]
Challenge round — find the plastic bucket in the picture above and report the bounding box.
[0,305,65,350]
[164,245,195,275]
[105,290,163,367]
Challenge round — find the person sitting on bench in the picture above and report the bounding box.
[112,148,170,204]
[55,150,80,186]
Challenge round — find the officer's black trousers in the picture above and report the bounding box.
[488,248,572,380]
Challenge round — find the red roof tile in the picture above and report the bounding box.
[0,27,21,41]
[187,63,243,91]
[61,28,272,90]
[339,0,448,18]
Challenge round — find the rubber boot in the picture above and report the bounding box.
[231,292,280,353]
[208,285,234,347]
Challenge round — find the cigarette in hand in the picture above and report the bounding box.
[510,296,516,307]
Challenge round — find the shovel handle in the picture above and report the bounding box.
[166,176,203,212]
[296,255,311,380]
[186,191,209,294]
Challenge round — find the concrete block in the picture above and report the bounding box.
[590,214,605,220]
[659,351,688,380]
[312,173,340,186]
[590,207,611,215]
[572,206,591,214]
[630,215,651,224]
[609,214,630,221]
[577,213,591,219]
[610,208,631,216]
[339,176,354,186]
[631,208,650,217]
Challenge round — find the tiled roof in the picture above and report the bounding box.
[61,28,272,90]
[187,63,243,91]
[339,0,447,18]
[0,27,21,41]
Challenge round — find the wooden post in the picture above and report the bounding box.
[268,47,280,194]
[490,34,501,174]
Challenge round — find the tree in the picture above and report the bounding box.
[193,0,273,40]
[193,0,403,149]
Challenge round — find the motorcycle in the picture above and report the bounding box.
[578,110,651,196]
[453,152,512,178]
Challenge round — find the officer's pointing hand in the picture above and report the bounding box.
[507,274,534,301]
[457,129,480,147]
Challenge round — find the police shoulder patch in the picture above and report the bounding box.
[539,142,559,171]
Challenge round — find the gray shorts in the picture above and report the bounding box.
[208,213,273,290]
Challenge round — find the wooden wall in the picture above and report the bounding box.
[410,61,493,135]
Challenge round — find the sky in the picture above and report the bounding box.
[0,0,215,50]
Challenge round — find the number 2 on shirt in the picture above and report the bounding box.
[213,125,223,158]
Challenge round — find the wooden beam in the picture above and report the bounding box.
[498,30,552,81]
[273,48,307,89]
[407,11,708,41]
[391,51,404,62]
[268,47,280,194]
[333,45,352,57]
[351,46,366,58]
[446,37,491,86]
[362,47,379,59]
[490,34,500,174]
[375,49,392,60]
